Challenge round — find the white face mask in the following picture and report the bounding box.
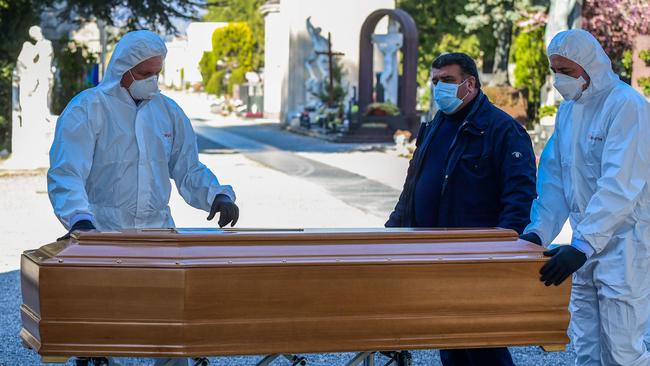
[553,73,587,101]
[128,70,159,100]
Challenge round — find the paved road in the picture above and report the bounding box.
[194,123,401,219]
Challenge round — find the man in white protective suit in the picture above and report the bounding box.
[47,30,238,366]
[519,29,650,365]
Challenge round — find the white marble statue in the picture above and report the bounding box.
[304,17,329,108]
[5,25,55,170]
[372,20,403,105]
[541,0,582,108]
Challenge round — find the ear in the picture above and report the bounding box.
[465,76,476,92]
[581,70,591,90]
[120,70,134,88]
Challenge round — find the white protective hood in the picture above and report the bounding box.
[99,30,167,96]
[547,29,620,100]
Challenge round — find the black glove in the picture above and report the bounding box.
[57,220,96,241]
[207,194,239,228]
[519,232,542,246]
[539,245,587,286]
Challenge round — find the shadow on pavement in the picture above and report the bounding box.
[194,122,391,155]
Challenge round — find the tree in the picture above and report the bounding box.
[204,0,265,71]
[583,0,650,79]
[52,40,98,115]
[199,22,255,96]
[511,11,549,126]
[0,0,39,151]
[457,0,539,86]
[33,0,202,34]
[398,0,489,87]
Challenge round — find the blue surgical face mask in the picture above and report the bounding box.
[434,79,469,114]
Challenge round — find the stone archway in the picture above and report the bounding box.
[358,8,418,132]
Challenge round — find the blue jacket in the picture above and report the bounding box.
[386,92,537,234]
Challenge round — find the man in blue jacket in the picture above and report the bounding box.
[386,53,537,366]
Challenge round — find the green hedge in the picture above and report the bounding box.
[512,25,548,126]
[199,22,254,96]
[52,39,97,115]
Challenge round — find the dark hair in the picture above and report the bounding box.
[431,53,481,88]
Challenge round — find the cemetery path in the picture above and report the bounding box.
[193,122,401,220]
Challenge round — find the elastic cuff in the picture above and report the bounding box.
[571,237,595,258]
[524,229,546,246]
[520,232,542,246]
[207,185,236,208]
[71,213,94,228]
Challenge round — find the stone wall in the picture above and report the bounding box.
[632,35,650,99]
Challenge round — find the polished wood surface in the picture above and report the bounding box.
[20,228,571,361]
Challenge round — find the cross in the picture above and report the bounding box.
[316,32,345,107]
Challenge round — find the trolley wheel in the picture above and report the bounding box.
[396,351,412,366]
[75,358,90,366]
[192,357,210,366]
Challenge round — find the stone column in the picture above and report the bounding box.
[260,0,289,120]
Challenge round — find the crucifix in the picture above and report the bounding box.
[316,32,345,107]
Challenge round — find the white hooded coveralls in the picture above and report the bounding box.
[525,29,650,366]
[48,30,235,231]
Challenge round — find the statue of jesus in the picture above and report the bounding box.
[371,20,403,105]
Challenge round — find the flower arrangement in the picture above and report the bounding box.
[365,102,401,117]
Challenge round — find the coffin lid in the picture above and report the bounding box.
[23,228,545,267]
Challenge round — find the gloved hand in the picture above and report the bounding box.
[57,220,96,241]
[539,245,587,286]
[207,194,239,228]
[519,232,542,246]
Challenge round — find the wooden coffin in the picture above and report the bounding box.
[20,228,571,362]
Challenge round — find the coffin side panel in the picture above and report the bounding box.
[20,255,42,350]
[36,267,185,356]
[34,261,569,357]
[182,262,570,354]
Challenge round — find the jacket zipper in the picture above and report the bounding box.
[440,121,469,197]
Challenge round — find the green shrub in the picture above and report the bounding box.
[538,104,558,119]
[199,51,217,89]
[637,76,650,97]
[512,26,548,125]
[227,67,246,95]
[639,49,650,66]
[212,22,254,70]
[621,50,633,81]
[312,60,347,108]
[52,39,97,115]
[200,22,255,96]
[0,61,13,151]
[205,70,225,95]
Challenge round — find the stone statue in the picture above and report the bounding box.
[545,0,582,47]
[541,0,582,107]
[305,17,329,108]
[372,20,403,105]
[4,25,55,170]
[18,26,53,120]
